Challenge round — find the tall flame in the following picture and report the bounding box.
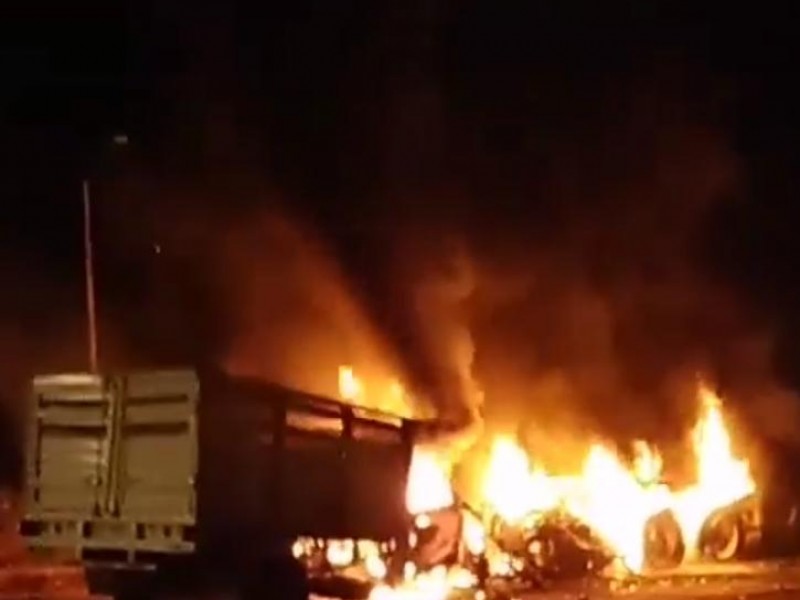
[672,383,755,554]
[562,444,672,572]
[483,437,561,523]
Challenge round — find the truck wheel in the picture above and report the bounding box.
[699,511,742,561]
[644,510,685,569]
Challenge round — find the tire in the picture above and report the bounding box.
[699,511,743,561]
[644,510,685,569]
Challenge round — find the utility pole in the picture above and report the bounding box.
[83,179,98,373]
[82,133,128,374]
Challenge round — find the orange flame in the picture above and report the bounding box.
[405,447,455,515]
[338,365,363,402]
[562,444,672,571]
[306,375,757,598]
[672,383,755,556]
[482,437,561,523]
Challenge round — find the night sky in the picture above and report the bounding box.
[2,1,800,452]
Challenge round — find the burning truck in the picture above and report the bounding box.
[18,364,763,600]
[293,371,762,600]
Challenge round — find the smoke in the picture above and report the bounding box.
[440,72,800,472]
[85,4,789,461]
[5,0,800,502]
[467,91,691,420]
[115,64,800,463]
[218,209,420,410]
[346,67,799,460]
[14,21,792,475]
[402,237,484,458]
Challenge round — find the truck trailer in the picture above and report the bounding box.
[20,368,417,599]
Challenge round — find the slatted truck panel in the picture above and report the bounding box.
[117,371,197,533]
[25,373,112,558]
[27,374,109,519]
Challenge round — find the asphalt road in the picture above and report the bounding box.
[310,561,800,600]
[513,561,800,600]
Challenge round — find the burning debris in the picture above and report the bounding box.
[295,367,758,599]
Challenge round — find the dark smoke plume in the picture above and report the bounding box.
[29,35,795,481]
[111,67,800,469]
[5,0,800,503]
[218,209,428,414]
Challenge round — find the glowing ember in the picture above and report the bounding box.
[360,540,389,580]
[291,538,310,559]
[326,539,355,567]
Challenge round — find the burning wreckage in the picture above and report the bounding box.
[295,369,760,600]
[18,366,760,600]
